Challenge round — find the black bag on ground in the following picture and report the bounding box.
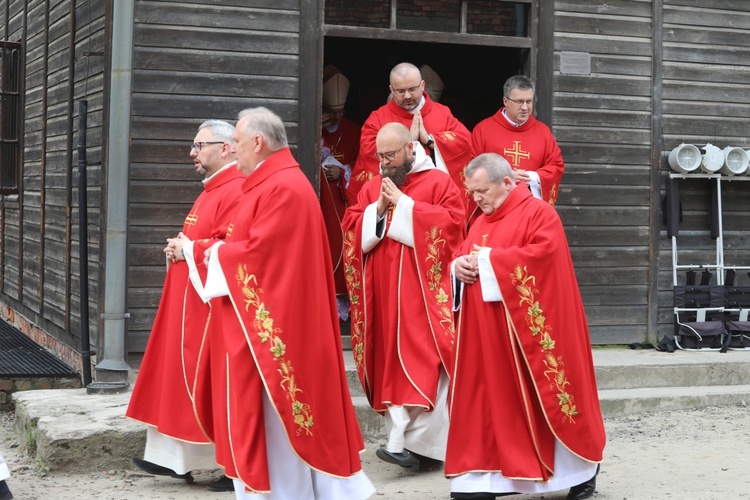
[675,320,726,349]
[725,320,750,349]
[673,285,726,350]
[723,286,750,349]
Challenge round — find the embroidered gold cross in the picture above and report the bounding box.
[184,212,199,227]
[470,234,489,254]
[504,141,530,167]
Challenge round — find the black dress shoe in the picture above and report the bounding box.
[404,448,444,472]
[207,475,234,492]
[131,457,194,482]
[375,448,420,468]
[567,464,599,499]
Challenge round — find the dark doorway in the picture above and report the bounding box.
[324,37,526,130]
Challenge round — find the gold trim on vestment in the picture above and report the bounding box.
[235,265,314,436]
[510,265,578,423]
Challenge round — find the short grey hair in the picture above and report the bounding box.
[465,153,514,184]
[503,75,534,97]
[237,107,288,151]
[198,119,234,142]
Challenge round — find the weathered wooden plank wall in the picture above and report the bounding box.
[553,0,654,343]
[126,0,302,356]
[656,0,750,338]
[0,0,105,350]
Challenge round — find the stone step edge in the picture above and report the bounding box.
[352,386,750,437]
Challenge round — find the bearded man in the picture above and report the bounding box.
[343,122,466,471]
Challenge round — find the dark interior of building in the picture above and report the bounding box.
[324,37,526,130]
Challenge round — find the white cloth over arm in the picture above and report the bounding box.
[183,239,211,303]
[361,203,385,253]
[196,241,230,301]
[477,247,503,302]
[526,170,542,200]
[386,195,415,248]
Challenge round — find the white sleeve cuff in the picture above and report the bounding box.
[200,242,230,301]
[527,171,542,200]
[184,240,207,300]
[432,139,450,175]
[386,195,415,248]
[477,247,503,302]
[362,202,384,253]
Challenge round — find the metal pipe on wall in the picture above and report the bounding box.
[77,100,92,387]
[91,0,134,391]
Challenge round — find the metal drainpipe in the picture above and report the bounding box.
[90,0,134,392]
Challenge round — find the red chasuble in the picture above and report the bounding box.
[348,93,473,217]
[192,148,365,493]
[445,186,605,481]
[126,164,246,442]
[321,116,360,294]
[471,109,564,207]
[342,169,465,413]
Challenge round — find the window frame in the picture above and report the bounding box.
[0,40,22,195]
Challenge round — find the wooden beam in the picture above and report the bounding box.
[324,25,533,49]
[535,0,552,126]
[648,0,664,344]
[298,0,323,190]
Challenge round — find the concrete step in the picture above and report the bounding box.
[346,348,750,441]
[591,348,750,390]
[12,347,750,472]
[599,384,750,416]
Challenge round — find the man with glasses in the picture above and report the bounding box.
[348,62,472,218]
[126,120,245,492]
[471,75,565,216]
[179,107,375,498]
[343,122,466,472]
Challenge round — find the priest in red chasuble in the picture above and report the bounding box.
[471,75,564,212]
[348,62,473,221]
[343,122,466,470]
[447,153,604,500]
[176,107,374,499]
[126,120,245,491]
[321,68,361,319]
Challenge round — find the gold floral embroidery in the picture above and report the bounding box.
[437,131,457,142]
[510,265,577,423]
[425,227,455,337]
[236,265,314,436]
[548,184,558,206]
[460,166,471,201]
[343,230,365,368]
[354,170,374,183]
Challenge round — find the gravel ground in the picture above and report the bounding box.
[2,404,750,499]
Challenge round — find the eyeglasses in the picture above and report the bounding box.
[505,97,534,107]
[374,143,409,162]
[191,141,224,151]
[392,85,421,96]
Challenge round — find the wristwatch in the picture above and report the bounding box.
[425,136,434,148]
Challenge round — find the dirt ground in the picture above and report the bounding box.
[2,404,750,499]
